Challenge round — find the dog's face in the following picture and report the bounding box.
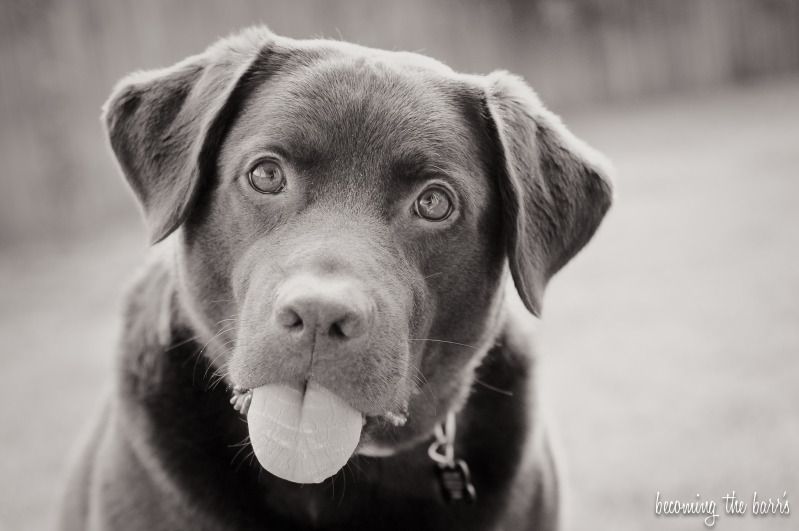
[186,51,508,450]
[105,28,612,453]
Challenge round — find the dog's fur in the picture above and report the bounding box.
[59,27,613,531]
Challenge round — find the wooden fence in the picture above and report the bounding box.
[1,0,798,244]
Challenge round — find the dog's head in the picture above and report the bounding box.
[104,27,612,455]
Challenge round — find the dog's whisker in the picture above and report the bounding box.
[190,327,236,368]
[208,361,234,390]
[408,338,479,350]
[166,333,207,352]
[345,455,365,480]
[338,465,347,506]
[409,363,428,385]
[230,435,253,469]
[204,349,230,378]
[219,338,238,348]
[472,377,514,397]
[204,341,236,376]
[212,367,231,387]
[236,449,257,473]
[407,363,437,406]
[191,325,237,384]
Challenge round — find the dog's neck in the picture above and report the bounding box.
[115,257,539,529]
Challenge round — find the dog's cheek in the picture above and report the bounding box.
[226,244,294,388]
[175,191,252,363]
[397,226,505,435]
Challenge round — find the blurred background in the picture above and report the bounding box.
[1,0,797,529]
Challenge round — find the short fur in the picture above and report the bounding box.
[60,26,613,531]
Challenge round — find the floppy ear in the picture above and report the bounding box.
[483,71,614,317]
[103,27,273,243]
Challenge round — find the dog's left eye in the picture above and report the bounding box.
[414,186,453,221]
[248,160,286,194]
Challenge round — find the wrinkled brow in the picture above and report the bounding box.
[389,149,465,183]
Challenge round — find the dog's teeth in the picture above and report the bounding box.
[230,388,253,415]
[384,411,408,426]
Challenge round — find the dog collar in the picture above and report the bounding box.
[427,411,477,503]
[230,386,475,503]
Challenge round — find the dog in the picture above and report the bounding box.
[59,26,612,531]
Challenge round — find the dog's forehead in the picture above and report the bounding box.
[228,51,488,180]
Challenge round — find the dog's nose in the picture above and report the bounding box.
[274,275,372,344]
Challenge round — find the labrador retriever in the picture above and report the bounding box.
[59,26,613,531]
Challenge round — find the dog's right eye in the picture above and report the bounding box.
[248,160,286,194]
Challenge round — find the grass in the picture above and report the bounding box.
[1,77,797,530]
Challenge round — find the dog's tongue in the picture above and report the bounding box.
[246,382,363,484]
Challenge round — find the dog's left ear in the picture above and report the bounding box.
[482,71,614,317]
[103,28,273,244]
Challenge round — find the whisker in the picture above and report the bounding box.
[204,346,232,382]
[472,377,514,397]
[338,464,347,505]
[191,325,237,385]
[167,333,205,352]
[408,338,479,350]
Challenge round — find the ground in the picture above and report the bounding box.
[1,77,797,530]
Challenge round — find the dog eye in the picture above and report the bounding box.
[414,186,453,221]
[248,160,286,194]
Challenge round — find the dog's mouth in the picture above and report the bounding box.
[225,265,419,483]
[230,382,409,483]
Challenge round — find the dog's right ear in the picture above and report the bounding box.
[103,27,274,244]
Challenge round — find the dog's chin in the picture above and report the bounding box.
[356,439,400,457]
[356,414,437,458]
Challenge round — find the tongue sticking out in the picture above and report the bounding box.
[246,381,363,484]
